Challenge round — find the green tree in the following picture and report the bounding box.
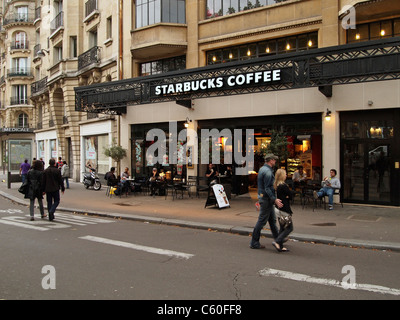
[260,130,291,163]
[103,139,127,174]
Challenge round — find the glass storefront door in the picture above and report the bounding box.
[341,108,399,206]
[343,142,391,204]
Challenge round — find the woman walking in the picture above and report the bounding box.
[272,169,293,252]
[25,160,46,221]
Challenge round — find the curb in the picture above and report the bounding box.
[1,190,399,252]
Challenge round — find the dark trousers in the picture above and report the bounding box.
[46,191,60,220]
[250,197,279,248]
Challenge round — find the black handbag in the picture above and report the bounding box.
[18,181,29,195]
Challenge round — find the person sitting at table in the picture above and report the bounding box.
[206,164,218,185]
[313,169,341,210]
[149,167,160,196]
[159,168,166,181]
[105,167,118,186]
[293,166,307,186]
[120,167,130,193]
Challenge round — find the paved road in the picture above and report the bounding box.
[1,196,399,303]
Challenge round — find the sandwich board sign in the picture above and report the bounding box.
[205,184,230,209]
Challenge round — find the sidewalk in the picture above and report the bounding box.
[1,176,400,252]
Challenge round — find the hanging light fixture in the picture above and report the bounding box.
[325,109,332,121]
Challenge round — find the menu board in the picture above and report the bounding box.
[212,184,230,209]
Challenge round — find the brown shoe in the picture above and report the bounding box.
[250,244,265,249]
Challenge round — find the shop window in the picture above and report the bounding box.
[140,56,186,76]
[347,18,399,43]
[84,135,108,174]
[207,32,318,65]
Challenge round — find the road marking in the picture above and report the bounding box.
[79,235,195,260]
[0,212,114,231]
[259,268,400,296]
[0,218,49,231]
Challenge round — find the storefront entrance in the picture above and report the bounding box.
[341,109,400,206]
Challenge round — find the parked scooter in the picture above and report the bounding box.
[83,165,101,190]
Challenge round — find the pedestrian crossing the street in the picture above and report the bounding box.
[0,211,114,231]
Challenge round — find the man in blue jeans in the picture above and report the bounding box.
[313,169,341,210]
[250,153,283,249]
[42,158,65,221]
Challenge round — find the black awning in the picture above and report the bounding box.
[75,37,400,115]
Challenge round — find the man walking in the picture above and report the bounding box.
[42,158,65,221]
[19,159,31,184]
[250,153,283,249]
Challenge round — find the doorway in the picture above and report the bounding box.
[341,109,399,206]
[343,142,391,204]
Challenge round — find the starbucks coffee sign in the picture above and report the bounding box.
[154,69,281,96]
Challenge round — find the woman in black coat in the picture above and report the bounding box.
[25,160,46,220]
[272,169,293,252]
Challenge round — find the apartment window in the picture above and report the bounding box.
[11,85,28,105]
[347,18,400,43]
[55,46,63,63]
[140,56,186,76]
[70,36,77,58]
[206,0,289,19]
[16,6,29,21]
[207,32,318,65]
[14,32,28,49]
[136,0,186,29]
[18,113,29,128]
[89,29,98,47]
[107,17,112,39]
[12,58,28,74]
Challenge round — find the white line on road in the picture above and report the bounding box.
[0,218,49,231]
[259,268,400,296]
[79,235,195,260]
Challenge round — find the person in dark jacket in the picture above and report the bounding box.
[25,160,46,221]
[250,154,283,249]
[272,169,293,252]
[42,158,65,221]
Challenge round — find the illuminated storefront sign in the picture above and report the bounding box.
[154,70,281,96]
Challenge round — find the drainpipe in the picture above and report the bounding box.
[119,0,123,82]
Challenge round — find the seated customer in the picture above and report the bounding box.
[313,169,341,210]
[105,167,118,186]
[149,168,160,196]
[293,166,307,186]
[119,167,131,193]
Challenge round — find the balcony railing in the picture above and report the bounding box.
[10,40,29,50]
[85,0,98,17]
[51,11,64,34]
[78,46,100,70]
[31,77,48,94]
[7,68,33,78]
[3,13,35,25]
[10,97,28,105]
[35,7,41,21]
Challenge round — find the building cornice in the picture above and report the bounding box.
[199,17,322,46]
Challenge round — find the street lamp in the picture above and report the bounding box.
[325,109,332,121]
[36,48,50,58]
